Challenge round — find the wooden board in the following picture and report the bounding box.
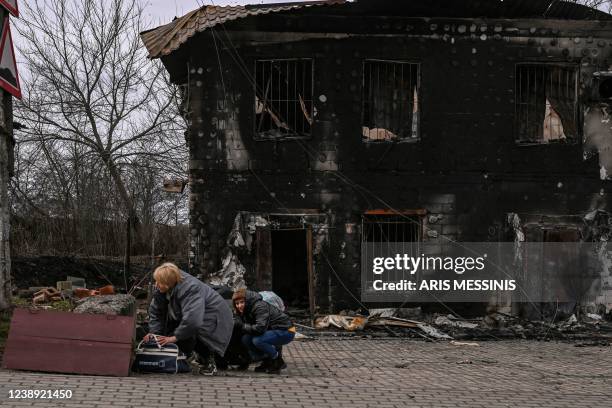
[2,308,135,376]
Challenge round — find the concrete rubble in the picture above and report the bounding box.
[73,294,136,317]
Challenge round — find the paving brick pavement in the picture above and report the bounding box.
[0,338,610,407]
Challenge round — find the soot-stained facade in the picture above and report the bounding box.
[142,0,612,316]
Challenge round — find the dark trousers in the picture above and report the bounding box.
[176,337,212,360]
[166,319,212,361]
[241,330,295,361]
[215,325,251,368]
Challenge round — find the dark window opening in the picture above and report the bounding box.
[271,229,309,308]
[362,214,423,243]
[362,60,420,142]
[254,59,313,140]
[515,64,579,144]
[599,78,612,99]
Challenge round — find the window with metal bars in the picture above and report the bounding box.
[362,214,423,243]
[254,59,313,140]
[362,60,420,142]
[515,64,580,144]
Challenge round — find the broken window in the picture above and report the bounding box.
[598,77,612,99]
[516,64,579,144]
[362,60,420,142]
[254,59,313,140]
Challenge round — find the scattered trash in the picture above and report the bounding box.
[369,307,422,319]
[314,315,369,331]
[418,323,452,339]
[586,313,603,321]
[565,314,578,325]
[314,313,453,339]
[368,308,396,318]
[450,340,480,347]
[98,285,115,295]
[434,315,479,329]
[73,288,95,299]
[368,316,418,328]
[33,287,62,304]
[294,332,314,341]
[457,358,497,364]
[73,285,115,299]
[294,322,316,330]
[67,276,86,288]
[56,281,72,291]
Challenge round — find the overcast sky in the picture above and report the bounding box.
[12,1,305,55]
[143,0,304,27]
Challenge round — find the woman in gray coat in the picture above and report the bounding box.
[144,262,233,375]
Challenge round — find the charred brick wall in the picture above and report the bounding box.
[175,15,612,313]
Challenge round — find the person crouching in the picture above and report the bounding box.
[232,288,295,374]
[145,263,233,375]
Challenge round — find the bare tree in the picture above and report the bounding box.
[569,0,612,12]
[15,0,182,232]
[7,0,189,285]
[0,91,12,310]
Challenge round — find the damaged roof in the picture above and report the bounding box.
[141,0,346,59]
[141,0,611,59]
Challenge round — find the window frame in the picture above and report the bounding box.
[514,62,581,146]
[361,212,425,243]
[253,58,315,141]
[361,59,422,144]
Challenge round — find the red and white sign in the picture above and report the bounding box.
[0,17,20,98]
[0,0,18,17]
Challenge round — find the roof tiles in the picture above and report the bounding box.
[141,1,346,59]
[140,0,611,60]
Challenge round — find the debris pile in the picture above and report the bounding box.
[12,275,137,317]
[33,287,62,304]
[73,295,136,316]
[16,274,119,303]
[313,312,451,340]
[310,309,612,343]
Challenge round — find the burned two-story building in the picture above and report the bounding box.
[142,0,612,316]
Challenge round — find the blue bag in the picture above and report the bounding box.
[132,337,190,374]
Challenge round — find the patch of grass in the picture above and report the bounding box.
[11,297,30,308]
[49,299,73,312]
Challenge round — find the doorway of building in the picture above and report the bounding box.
[271,229,310,309]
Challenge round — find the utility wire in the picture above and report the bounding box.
[196,0,550,327]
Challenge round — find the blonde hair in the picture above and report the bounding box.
[153,262,183,287]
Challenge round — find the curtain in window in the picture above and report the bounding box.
[546,66,577,138]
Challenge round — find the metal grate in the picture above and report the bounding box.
[361,214,423,286]
[515,64,579,144]
[362,214,422,243]
[362,60,420,142]
[254,59,313,140]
